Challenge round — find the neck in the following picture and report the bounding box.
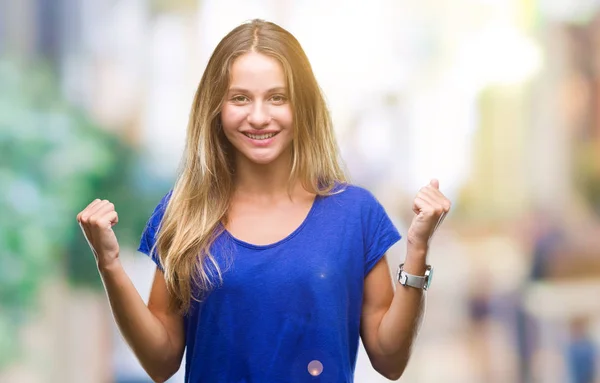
[233,150,301,200]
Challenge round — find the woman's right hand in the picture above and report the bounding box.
[77,199,120,270]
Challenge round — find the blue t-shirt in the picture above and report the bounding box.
[138,184,401,383]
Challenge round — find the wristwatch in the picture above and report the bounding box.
[397,263,433,290]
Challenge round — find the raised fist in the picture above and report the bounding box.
[76,199,120,269]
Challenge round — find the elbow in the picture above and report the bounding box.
[376,366,405,382]
[149,375,168,383]
[145,357,181,383]
[151,377,171,383]
[381,370,404,381]
[148,369,177,383]
[372,355,409,381]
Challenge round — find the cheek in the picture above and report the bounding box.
[274,106,293,127]
[221,105,247,128]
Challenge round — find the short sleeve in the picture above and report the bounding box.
[363,192,402,276]
[138,190,173,270]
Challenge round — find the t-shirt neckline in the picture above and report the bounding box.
[222,194,322,250]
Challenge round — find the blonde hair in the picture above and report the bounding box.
[155,19,347,312]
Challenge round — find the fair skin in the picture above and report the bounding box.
[76,202,184,383]
[76,51,450,382]
[220,52,316,244]
[360,179,450,379]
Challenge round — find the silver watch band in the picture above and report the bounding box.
[397,264,433,290]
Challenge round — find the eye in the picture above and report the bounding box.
[231,95,249,103]
[270,94,288,104]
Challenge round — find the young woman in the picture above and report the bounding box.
[77,19,450,383]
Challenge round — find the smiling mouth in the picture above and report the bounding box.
[243,132,278,140]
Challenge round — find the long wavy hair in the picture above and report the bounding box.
[154,19,348,312]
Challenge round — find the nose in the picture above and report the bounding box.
[247,102,271,128]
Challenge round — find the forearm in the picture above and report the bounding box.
[376,246,428,368]
[99,261,179,380]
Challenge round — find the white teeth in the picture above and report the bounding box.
[246,132,276,140]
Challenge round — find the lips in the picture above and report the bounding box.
[242,131,280,140]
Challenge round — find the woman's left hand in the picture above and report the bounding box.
[407,179,451,249]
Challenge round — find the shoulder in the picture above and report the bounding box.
[157,189,173,209]
[147,189,174,226]
[139,189,173,257]
[320,183,390,223]
[327,183,383,208]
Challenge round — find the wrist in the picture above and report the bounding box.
[97,256,122,275]
[406,241,428,257]
[404,244,428,275]
[397,262,434,290]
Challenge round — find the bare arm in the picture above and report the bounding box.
[360,250,426,380]
[77,199,185,382]
[100,263,185,382]
[361,179,450,380]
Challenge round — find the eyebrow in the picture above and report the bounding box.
[228,87,287,93]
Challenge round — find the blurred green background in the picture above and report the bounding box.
[0,57,165,368]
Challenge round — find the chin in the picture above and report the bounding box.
[239,147,290,166]
[245,154,280,165]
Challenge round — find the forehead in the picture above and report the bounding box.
[229,52,285,90]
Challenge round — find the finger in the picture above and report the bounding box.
[420,186,441,199]
[80,212,100,238]
[412,196,429,215]
[421,183,445,198]
[88,202,116,228]
[80,200,108,223]
[105,211,119,227]
[81,208,118,256]
[415,189,445,215]
[81,200,111,223]
[430,179,440,189]
[420,187,452,212]
[413,195,443,219]
[77,199,102,222]
[444,200,452,213]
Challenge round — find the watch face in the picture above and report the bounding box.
[399,272,407,285]
[425,267,434,289]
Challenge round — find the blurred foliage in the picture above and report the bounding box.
[0,58,164,368]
